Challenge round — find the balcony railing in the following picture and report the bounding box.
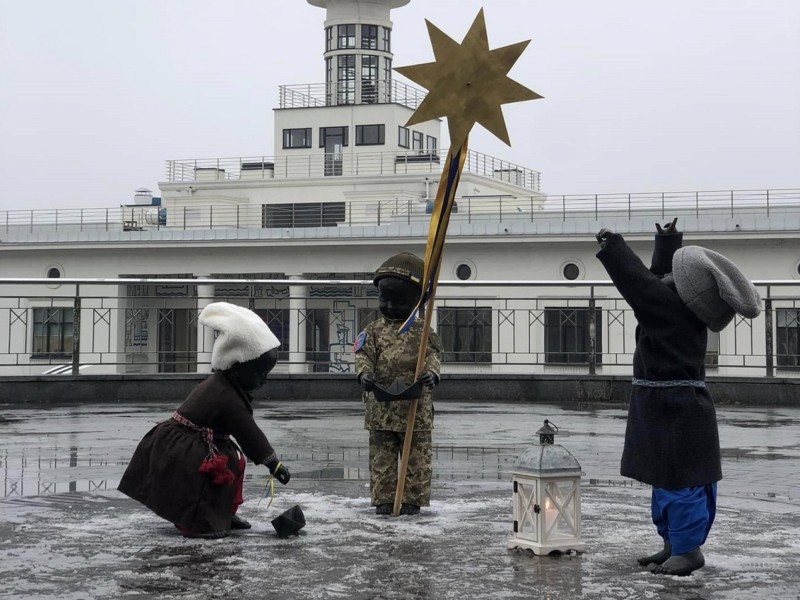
[0,278,797,379]
[1,189,797,237]
[164,148,542,191]
[279,80,427,110]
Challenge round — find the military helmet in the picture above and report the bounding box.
[373,252,424,288]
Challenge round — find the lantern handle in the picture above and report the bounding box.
[544,419,558,432]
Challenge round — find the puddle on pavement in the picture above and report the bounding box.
[3,402,799,500]
[0,442,528,499]
[720,447,798,461]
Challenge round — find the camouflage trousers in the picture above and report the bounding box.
[369,430,432,507]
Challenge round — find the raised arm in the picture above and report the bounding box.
[596,230,687,328]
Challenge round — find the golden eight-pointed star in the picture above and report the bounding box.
[395,8,542,148]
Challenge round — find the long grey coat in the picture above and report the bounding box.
[597,231,722,489]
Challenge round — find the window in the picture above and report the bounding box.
[361,24,378,49]
[256,308,290,361]
[282,128,312,149]
[356,124,385,145]
[544,307,603,364]
[455,264,472,280]
[33,307,74,358]
[325,57,334,104]
[777,308,800,367]
[398,126,410,148]
[262,202,346,228]
[337,24,356,49]
[381,26,391,52]
[47,267,62,279]
[438,307,492,363]
[319,126,349,148]
[706,330,720,368]
[337,55,356,104]
[325,26,333,51]
[361,54,378,103]
[383,58,393,99]
[426,135,437,153]
[412,131,424,151]
[562,263,580,280]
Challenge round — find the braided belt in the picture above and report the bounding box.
[172,411,235,485]
[172,411,229,450]
[632,378,706,389]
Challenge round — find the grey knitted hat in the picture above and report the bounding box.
[672,246,762,332]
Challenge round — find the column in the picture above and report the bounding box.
[289,274,308,374]
[196,275,215,374]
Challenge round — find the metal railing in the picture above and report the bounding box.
[0,278,797,378]
[164,148,542,191]
[1,189,797,236]
[279,79,427,110]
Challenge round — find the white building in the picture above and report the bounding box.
[0,0,798,382]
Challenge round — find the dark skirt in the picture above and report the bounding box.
[118,420,241,535]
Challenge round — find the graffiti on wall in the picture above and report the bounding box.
[125,308,150,348]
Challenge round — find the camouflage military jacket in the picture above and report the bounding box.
[354,317,442,432]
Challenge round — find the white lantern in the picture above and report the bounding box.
[508,420,585,555]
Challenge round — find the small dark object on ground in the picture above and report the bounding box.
[271,505,306,538]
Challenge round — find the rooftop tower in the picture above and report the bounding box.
[307,0,410,106]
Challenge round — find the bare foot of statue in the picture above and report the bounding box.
[651,548,705,576]
[637,540,672,566]
[375,503,392,515]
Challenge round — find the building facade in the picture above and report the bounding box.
[0,0,798,381]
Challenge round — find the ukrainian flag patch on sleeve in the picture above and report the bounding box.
[353,330,367,353]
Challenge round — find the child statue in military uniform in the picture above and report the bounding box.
[596,218,761,576]
[354,252,443,515]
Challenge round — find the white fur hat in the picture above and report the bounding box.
[672,246,762,332]
[199,302,280,371]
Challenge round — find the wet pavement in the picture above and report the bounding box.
[1,400,799,599]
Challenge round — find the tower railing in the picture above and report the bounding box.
[279,79,426,109]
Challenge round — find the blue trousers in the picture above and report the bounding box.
[651,483,717,555]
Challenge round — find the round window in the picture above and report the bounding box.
[47,267,62,279]
[456,263,473,280]
[563,263,580,280]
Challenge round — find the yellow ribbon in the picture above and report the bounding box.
[258,461,282,509]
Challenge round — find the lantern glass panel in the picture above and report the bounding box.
[544,480,578,540]
[513,479,539,542]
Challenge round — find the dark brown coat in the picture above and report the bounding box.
[118,371,277,535]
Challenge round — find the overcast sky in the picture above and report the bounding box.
[1,0,798,211]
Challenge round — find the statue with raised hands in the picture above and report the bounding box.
[595,218,761,576]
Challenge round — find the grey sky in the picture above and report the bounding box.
[1,0,798,211]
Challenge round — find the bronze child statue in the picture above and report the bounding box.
[119,302,291,538]
[354,252,442,516]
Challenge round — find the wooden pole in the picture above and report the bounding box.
[392,287,437,516]
[392,141,467,516]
